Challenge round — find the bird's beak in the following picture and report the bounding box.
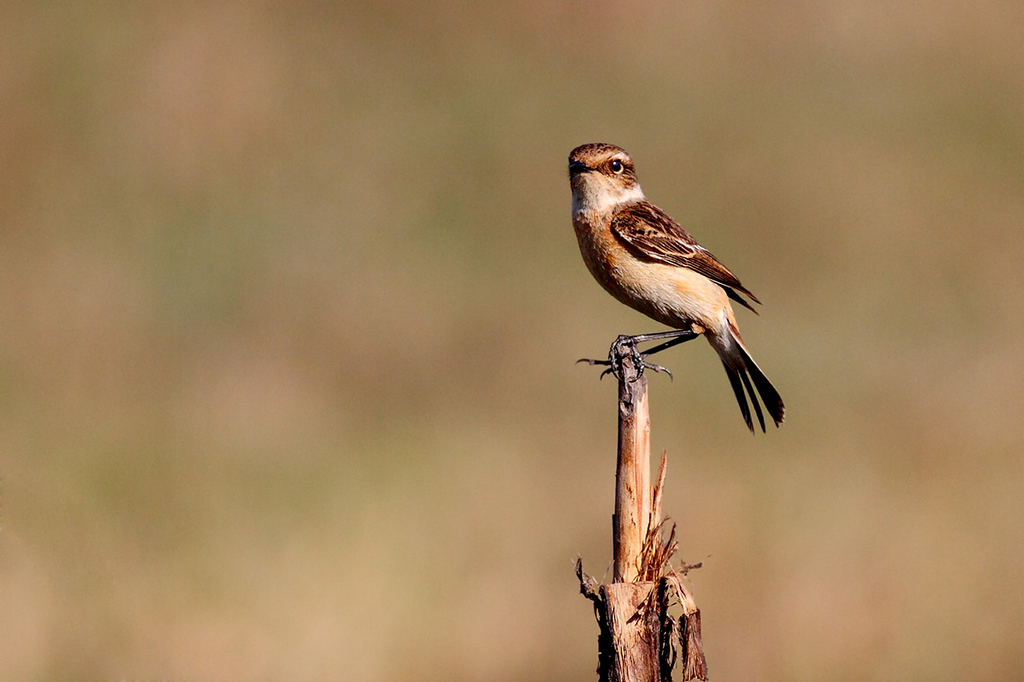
[568,160,590,176]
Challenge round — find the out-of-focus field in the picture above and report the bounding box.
[2,2,1022,680]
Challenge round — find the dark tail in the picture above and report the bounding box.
[719,324,785,433]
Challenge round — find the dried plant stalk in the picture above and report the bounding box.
[578,344,708,680]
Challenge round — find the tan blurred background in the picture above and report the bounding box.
[2,1,1022,680]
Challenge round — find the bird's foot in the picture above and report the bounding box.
[577,334,675,381]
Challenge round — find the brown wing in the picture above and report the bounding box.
[611,201,761,311]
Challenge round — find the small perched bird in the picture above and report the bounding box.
[568,143,785,433]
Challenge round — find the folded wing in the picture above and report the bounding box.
[611,201,761,313]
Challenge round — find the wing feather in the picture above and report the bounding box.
[611,201,761,311]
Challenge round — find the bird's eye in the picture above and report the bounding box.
[610,159,624,173]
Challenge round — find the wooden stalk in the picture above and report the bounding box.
[605,350,661,682]
[613,351,651,583]
[577,343,708,681]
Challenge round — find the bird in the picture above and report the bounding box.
[568,142,785,433]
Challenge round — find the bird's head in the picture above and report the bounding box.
[568,143,643,213]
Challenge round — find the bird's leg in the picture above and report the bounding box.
[577,329,699,381]
[635,329,699,357]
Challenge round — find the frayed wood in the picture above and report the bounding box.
[602,582,660,682]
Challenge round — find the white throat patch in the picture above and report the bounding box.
[573,180,645,216]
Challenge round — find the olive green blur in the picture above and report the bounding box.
[2,2,1022,680]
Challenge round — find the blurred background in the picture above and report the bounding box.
[2,1,1022,680]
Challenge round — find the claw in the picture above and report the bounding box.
[642,361,673,380]
[577,357,616,380]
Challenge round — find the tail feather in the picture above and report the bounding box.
[744,349,785,428]
[738,367,766,432]
[722,361,753,432]
[718,324,786,433]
